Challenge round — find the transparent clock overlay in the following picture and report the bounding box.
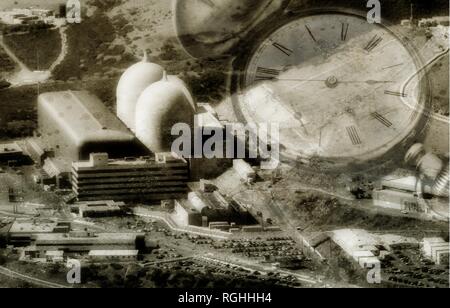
[234,11,431,170]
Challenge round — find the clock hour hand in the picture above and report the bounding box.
[274,78,394,85]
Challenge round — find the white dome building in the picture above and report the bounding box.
[116,54,164,132]
[135,76,196,153]
[167,75,197,112]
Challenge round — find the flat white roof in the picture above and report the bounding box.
[38,91,135,145]
[0,142,22,154]
[88,250,139,256]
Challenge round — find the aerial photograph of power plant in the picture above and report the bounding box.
[0,0,448,297]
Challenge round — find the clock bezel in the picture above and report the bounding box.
[229,7,432,172]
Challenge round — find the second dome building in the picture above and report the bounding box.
[135,74,196,153]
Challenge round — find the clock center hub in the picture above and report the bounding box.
[325,76,339,88]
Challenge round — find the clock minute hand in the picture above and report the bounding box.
[274,78,394,84]
[342,80,395,85]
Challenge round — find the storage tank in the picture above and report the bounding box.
[135,77,196,153]
[116,54,164,132]
[167,75,197,111]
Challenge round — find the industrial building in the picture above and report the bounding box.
[422,238,449,265]
[37,91,148,164]
[32,232,146,253]
[233,159,256,183]
[88,250,140,262]
[27,57,233,203]
[0,142,24,165]
[117,54,196,153]
[71,152,189,202]
[0,8,54,25]
[172,199,203,227]
[135,75,195,153]
[75,200,124,218]
[6,219,71,246]
[372,189,424,213]
[170,185,256,229]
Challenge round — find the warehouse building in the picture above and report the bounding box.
[71,152,189,203]
[32,232,146,253]
[75,200,124,218]
[6,219,71,246]
[171,187,257,229]
[37,91,148,165]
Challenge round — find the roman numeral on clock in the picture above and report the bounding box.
[385,90,407,97]
[272,42,293,56]
[255,67,281,81]
[305,24,317,42]
[341,23,349,41]
[364,35,383,52]
[346,126,362,145]
[256,67,281,76]
[371,112,393,127]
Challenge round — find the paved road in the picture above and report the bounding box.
[0,35,28,70]
[0,27,67,87]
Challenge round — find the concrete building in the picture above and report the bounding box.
[418,16,450,27]
[24,138,53,166]
[233,159,256,183]
[71,152,189,202]
[171,199,202,227]
[7,219,71,246]
[116,55,164,132]
[135,76,195,153]
[32,232,146,253]
[172,186,256,229]
[372,189,424,212]
[0,142,23,164]
[189,104,234,180]
[422,238,449,265]
[37,91,147,166]
[88,250,139,262]
[0,8,54,25]
[76,200,124,218]
[45,250,64,263]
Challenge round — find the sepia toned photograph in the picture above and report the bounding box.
[0,0,448,294]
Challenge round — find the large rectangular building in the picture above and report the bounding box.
[33,232,145,253]
[37,91,148,163]
[71,152,189,203]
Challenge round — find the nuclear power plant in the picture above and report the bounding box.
[23,54,218,203]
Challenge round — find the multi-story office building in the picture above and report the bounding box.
[71,152,189,203]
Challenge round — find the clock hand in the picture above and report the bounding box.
[274,78,394,84]
[199,0,216,7]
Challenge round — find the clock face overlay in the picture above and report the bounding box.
[238,12,428,166]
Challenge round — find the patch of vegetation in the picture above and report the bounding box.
[291,191,449,236]
[1,23,53,35]
[81,263,289,288]
[0,48,15,75]
[429,55,449,117]
[53,11,135,81]
[87,0,124,10]
[3,29,61,70]
[183,69,228,103]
